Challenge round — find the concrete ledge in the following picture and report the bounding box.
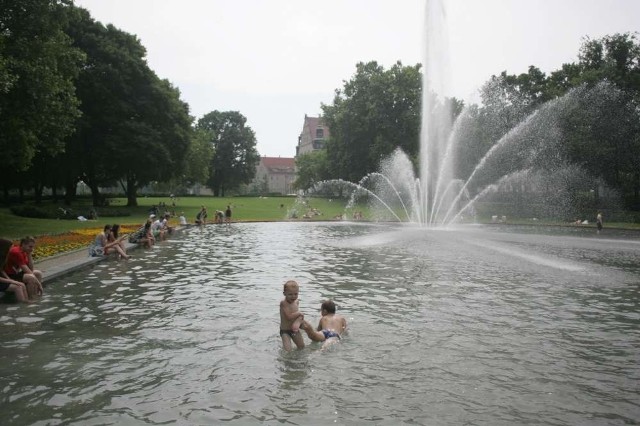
[41,255,104,282]
[37,226,189,283]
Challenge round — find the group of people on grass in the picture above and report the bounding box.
[195,205,233,225]
[279,279,347,351]
[0,237,44,303]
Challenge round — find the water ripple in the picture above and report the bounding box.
[0,223,638,424]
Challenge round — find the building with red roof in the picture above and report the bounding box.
[250,156,296,195]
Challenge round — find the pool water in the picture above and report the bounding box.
[1,222,639,425]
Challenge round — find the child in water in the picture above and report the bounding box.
[301,299,347,349]
[279,280,305,351]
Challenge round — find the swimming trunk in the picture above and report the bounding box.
[322,329,341,340]
[280,329,298,337]
[8,272,24,282]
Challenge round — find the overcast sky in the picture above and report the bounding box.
[73,0,639,158]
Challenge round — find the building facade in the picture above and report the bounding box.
[251,156,296,195]
[296,115,330,157]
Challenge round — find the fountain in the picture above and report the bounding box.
[1,2,639,424]
[310,0,620,226]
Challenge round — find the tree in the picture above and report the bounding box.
[0,0,84,173]
[63,6,192,206]
[196,111,259,196]
[294,150,329,191]
[322,61,422,183]
[182,128,215,186]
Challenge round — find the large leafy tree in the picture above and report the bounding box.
[0,0,84,173]
[63,6,192,206]
[322,61,422,183]
[489,33,640,208]
[182,128,215,187]
[294,150,329,191]
[196,111,259,197]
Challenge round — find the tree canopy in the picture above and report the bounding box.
[196,110,259,197]
[0,0,84,172]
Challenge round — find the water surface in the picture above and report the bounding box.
[1,222,639,425]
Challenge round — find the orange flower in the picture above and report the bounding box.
[28,223,143,260]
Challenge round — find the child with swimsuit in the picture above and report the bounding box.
[279,280,305,351]
[301,299,347,349]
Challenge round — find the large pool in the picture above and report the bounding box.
[1,222,639,425]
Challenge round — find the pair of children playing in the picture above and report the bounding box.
[279,279,347,351]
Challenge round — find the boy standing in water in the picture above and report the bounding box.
[301,300,347,349]
[279,280,305,351]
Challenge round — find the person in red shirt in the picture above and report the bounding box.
[0,238,30,303]
[4,236,43,299]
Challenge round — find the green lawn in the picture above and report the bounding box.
[0,196,350,239]
[1,195,638,240]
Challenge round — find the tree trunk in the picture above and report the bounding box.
[126,175,138,206]
[90,184,102,206]
[64,180,77,206]
[34,182,44,205]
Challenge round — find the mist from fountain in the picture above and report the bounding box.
[307,0,619,226]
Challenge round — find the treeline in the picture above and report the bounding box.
[297,33,640,210]
[0,0,259,206]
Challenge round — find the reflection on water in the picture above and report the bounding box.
[1,222,639,424]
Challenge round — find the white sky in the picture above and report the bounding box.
[73,0,639,158]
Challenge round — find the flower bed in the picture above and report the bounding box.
[20,224,143,260]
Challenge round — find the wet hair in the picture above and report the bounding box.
[321,300,336,314]
[111,224,120,238]
[283,280,298,291]
[103,224,112,232]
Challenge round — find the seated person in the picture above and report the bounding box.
[89,225,130,259]
[107,224,130,259]
[128,219,154,248]
[0,238,30,303]
[3,236,44,299]
[160,213,174,235]
[300,299,347,349]
[150,216,166,241]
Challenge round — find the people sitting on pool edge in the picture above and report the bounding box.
[300,299,347,349]
[3,236,44,299]
[129,218,154,248]
[89,225,130,259]
[107,224,130,259]
[0,238,31,303]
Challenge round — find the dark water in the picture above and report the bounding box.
[1,222,639,425]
